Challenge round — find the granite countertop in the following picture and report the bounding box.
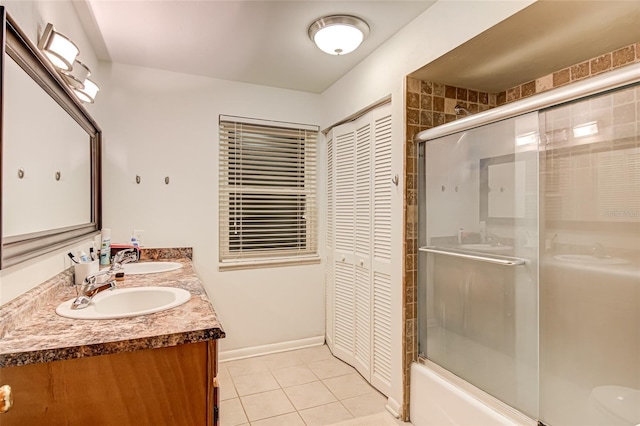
[0,248,225,368]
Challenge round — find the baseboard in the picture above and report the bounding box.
[385,396,402,419]
[219,335,325,362]
[325,333,333,352]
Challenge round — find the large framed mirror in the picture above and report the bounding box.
[1,7,102,268]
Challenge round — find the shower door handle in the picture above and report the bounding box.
[418,246,526,266]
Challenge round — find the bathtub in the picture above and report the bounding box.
[410,361,536,426]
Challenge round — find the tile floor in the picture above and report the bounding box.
[219,345,409,426]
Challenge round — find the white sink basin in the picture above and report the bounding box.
[122,261,183,275]
[56,286,191,320]
[459,243,513,252]
[554,254,629,265]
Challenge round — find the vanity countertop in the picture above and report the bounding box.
[0,250,225,368]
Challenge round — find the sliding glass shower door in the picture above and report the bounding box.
[418,112,540,418]
[539,84,640,426]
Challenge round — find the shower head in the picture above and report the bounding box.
[454,104,472,116]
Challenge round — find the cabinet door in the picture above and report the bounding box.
[0,342,215,426]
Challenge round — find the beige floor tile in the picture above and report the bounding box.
[299,402,354,426]
[250,412,306,426]
[307,357,357,379]
[283,380,337,410]
[232,371,280,396]
[323,373,376,400]
[240,389,296,422]
[341,392,388,418]
[297,344,334,362]
[260,350,305,370]
[219,398,248,426]
[272,364,319,388]
[219,375,238,401]
[328,412,403,426]
[225,357,270,377]
[218,363,231,380]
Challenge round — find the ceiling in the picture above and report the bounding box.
[76,0,435,94]
[410,0,640,93]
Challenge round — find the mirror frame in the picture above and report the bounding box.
[0,8,102,269]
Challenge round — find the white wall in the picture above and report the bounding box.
[318,0,535,414]
[93,62,325,355]
[0,0,100,304]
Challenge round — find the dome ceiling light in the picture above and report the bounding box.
[308,15,370,56]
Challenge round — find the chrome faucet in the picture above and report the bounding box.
[71,269,117,310]
[70,248,139,310]
[111,248,139,271]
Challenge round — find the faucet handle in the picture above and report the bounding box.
[113,248,138,266]
[83,269,113,286]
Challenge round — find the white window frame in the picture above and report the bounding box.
[218,115,319,270]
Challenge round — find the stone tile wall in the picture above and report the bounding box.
[401,41,640,419]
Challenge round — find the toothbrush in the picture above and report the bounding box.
[67,252,79,264]
[89,247,95,261]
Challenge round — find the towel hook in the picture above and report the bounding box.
[391,174,399,186]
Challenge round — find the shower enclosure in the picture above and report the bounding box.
[415,64,640,425]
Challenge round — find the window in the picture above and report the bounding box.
[219,115,318,267]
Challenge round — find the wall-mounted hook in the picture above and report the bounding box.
[55,171,61,181]
[17,168,25,179]
[136,175,141,184]
[391,174,399,186]
[165,176,170,185]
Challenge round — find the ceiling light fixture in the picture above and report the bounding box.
[37,23,79,71]
[308,15,370,56]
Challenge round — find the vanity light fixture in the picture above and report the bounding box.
[61,60,90,90]
[73,78,100,104]
[308,15,370,55]
[572,121,599,138]
[37,23,79,71]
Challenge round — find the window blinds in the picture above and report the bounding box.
[219,116,318,263]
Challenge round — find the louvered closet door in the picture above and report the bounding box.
[327,103,393,397]
[333,127,356,362]
[325,132,335,351]
[370,104,392,395]
[354,119,372,379]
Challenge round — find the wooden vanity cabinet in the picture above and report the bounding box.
[0,340,218,426]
